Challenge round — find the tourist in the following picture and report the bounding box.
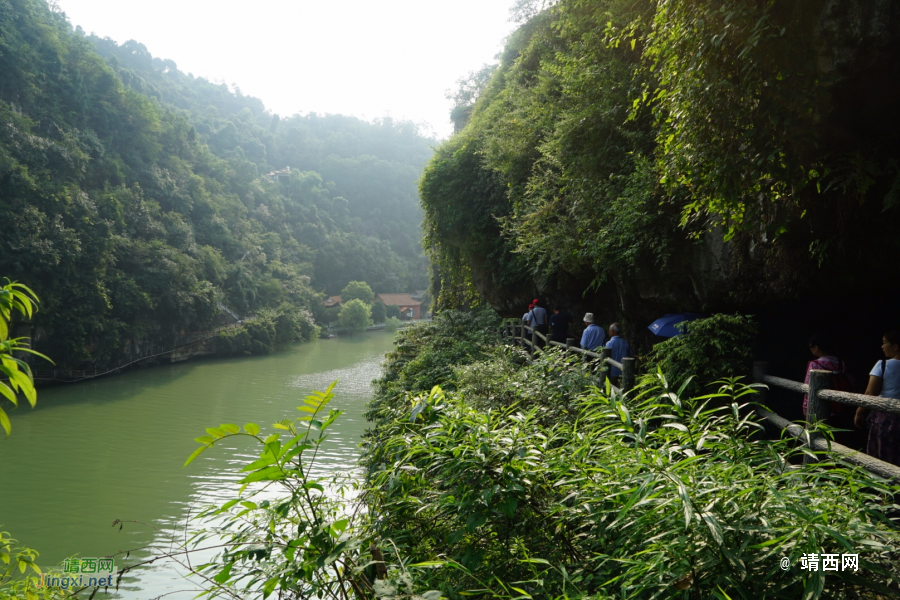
[605,323,632,385]
[549,305,572,344]
[803,333,859,448]
[522,304,534,326]
[530,299,548,334]
[580,313,605,351]
[854,330,900,467]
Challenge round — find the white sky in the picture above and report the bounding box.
[55,0,519,140]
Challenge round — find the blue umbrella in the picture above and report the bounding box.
[648,313,704,338]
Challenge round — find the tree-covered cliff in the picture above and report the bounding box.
[422,0,900,342]
[0,0,433,367]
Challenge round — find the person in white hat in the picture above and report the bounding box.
[580,312,605,351]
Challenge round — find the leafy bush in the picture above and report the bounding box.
[453,345,598,420]
[367,309,501,425]
[645,313,757,394]
[363,374,900,598]
[386,304,402,320]
[371,300,387,324]
[338,298,372,333]
[216,306,316,356]
[384,316,401,332]
[340,281,375,305]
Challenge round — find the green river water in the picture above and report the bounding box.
[0,332,398,598]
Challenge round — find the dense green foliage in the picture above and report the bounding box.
[0,0,433,368]
[370,300,387,324]
[645,314,758,394]
[340,281,375,305]
[361,319,900,599]
[338,299,372,333]
[216,305,317,356]
[421,0,900,310]
[368,309,501,413]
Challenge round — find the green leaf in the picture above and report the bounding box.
[183,445,209,467]
[213,561,233,583]
[0,408,10,437]
[206,427,226,439]
[262,576,279,598]
[220,423,239,434]
[240,466,286,484]
[244,423,260,436]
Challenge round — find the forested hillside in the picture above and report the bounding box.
[0,0,433,367]
[422,0,900,348]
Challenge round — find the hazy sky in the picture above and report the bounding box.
[55,0,519,139]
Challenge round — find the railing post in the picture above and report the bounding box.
[565,337,575,351]
[805,369,834,463]
[621,357,636,394]
[752,361,769,404]
[529,327,536,360]
[599,347,611,388]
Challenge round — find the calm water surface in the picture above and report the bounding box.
[0,332,397,598]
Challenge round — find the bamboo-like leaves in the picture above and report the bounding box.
[0,280,52,436]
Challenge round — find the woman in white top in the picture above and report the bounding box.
[854,330,900,467]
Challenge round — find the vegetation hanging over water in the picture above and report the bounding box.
[0,0,433,368]
[421,0,900,316]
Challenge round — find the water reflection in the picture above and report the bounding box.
[0,332,396,598]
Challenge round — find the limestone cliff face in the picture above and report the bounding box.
[468,0,900,342]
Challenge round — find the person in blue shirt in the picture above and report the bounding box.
[530,299,549,349]
[580,313,605,351]
[605,323,632,384]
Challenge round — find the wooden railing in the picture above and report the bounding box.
[752,361,900,481]
[499,318,636,395]
[30,321,249,383]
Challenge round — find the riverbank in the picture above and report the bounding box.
[32,307,323,387]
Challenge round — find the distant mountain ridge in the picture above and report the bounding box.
[0,0,434,367]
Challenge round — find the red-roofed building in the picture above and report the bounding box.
[377,293,421,320]
[324,295,342,308]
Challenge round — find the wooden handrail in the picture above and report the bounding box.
[761,371,900,415]
[818,388,900,414]
[501,319,635,394]
[756,406,900,480]
[762,375,808,394]
[753,361,900,480]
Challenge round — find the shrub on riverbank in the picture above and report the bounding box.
[367,309,501,424]
[216,305,316,356]
[362,317,900,598]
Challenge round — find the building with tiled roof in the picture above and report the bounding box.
[377,293,421,320]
